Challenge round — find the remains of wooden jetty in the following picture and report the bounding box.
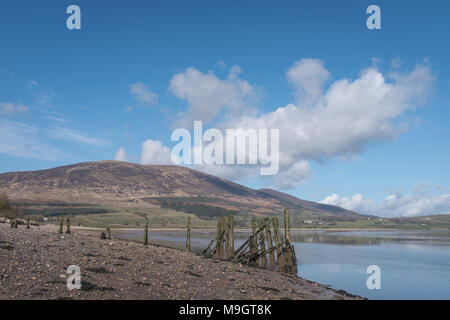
[201,208,298,275]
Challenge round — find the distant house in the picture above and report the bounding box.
[303,220,313,224]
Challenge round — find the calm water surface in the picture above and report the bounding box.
[115,229,450,299]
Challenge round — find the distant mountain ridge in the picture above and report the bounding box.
[0,161,365,220]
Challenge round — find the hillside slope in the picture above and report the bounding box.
[0,161,368,226]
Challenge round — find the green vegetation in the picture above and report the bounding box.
[6,194,450,230]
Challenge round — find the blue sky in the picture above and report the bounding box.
[1,0,450,217]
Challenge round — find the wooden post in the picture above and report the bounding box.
[26,217,30,229]
[65,217,71,234]
[106,227,111,240]
[186,217,191,252]
[284,208,291,243]
[265,218,276,271]
[281,243,298,275]
[229,214,234,258]
[223,216,229,259]
[249,220,257,265]
[58,216,64,234]
[144,217,149,245]
[258,219,266,268]
[216,217,222,259]
[224,216,230,258]
[272,217,284,270]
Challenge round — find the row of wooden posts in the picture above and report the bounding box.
[132,209,297,275]
[55,216,113,240]
[58,216,72,234]
[199,208,298,275]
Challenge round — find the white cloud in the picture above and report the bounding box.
[129,83,158,107]
[169,66,258,126]
[320,193,372,213]
[114,147,127,161]
[47,127,109,146]
[286,58,330,106]
[0,120,62,160]
[157,59,434,190]
[224,59,433,189]
[273,160,313,190]
[0,102,28,115]
[320,185,450,217]
[140,139,172,165]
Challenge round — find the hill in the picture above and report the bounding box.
[0,161,384,228]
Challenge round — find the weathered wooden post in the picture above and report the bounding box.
[265,218,276,271]
[281,243,298,275]
[106,227,111,240]
[284,208,291,242]
[186,217,191,252]
[26,217,30,229]
[229,214,234,258]
[65,217,71,234]
[249,220,258,265]
[258,219,266,268]
[272,217,284,270]
[144,217,149,245]
[280,208,298,275]
[216,217,222,259]
[224,216,230,258]
[58,216,64,234]
[222,216,228,259]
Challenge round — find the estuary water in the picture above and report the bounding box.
[115,229,450,300]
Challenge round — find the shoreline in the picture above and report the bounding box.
[68,226,450,232]
[0,223,364,300]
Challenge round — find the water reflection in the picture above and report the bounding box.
[114,229,450,299]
